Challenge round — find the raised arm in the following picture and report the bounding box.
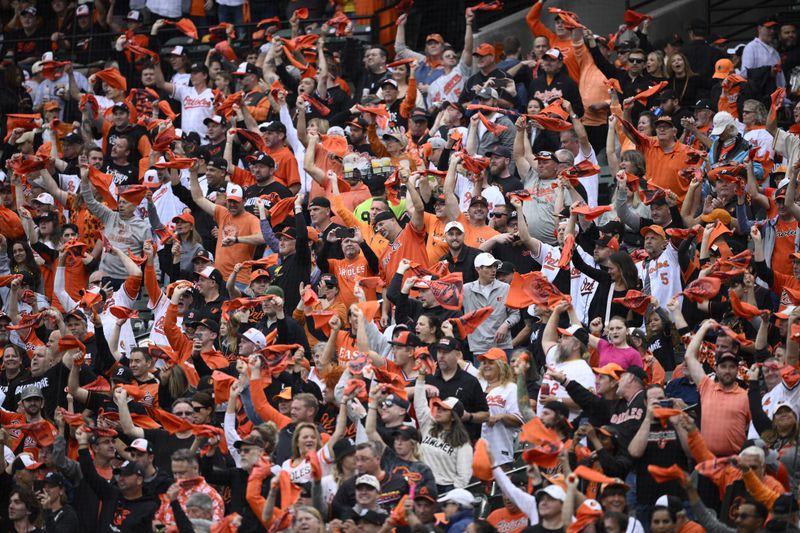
[513,117,532,177]
[189,161,217,216]
[303,132,326,185]
[443,152,463,221]
[684,319,716,385]
[112,388,145,439]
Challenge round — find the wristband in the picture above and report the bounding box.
[235,235,239,244]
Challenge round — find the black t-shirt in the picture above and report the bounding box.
[493,241,539,274]
[243,181,293,215]
[490,174,524,195]
[103,160,139,188]
[143,429,195,474]
[426,367,488,440]
[522,525,565,533]
[634,420,688,505]
[8,27,50,63]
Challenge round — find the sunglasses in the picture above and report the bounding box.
[490,212,507,218]
[629,58,645,63]
[174,411,193,417]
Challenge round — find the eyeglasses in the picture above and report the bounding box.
[629,58,645,64]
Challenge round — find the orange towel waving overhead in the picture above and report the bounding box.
[573,465,619,485]
[343,379,368,402]
[293,7,309,19]
[95,67,127,91]
[623,9,652,29]
[232,128,268,153]
[449,306,494,337]
[428,272,463,311]
[648,464,687,484]
[268,197,296,226]
[632,81,669,105]
[0,274,23,287]
[326,12,351,36]
[87,166,118,209]
[470,1,503,12]
[472,439,495,481]
[477,112,507,136]
[164,18,199,40]
[214,41,237,62]
[681,276,722,303]
[557,234,575,270]
[460,152,491,175]
[729,292,763,320]
[5,114,41,141]
[612,289,652,315]
[153,124,177,152]
[567,499,604,533]
[212,371,237,404]
[572,205,613,221]
[528,113,573,131]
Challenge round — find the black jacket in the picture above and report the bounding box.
[199,455,271,533]
[528,69,584,118]
[441,245,482,284]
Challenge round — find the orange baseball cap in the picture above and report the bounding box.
[172,212,195,225]
[593,363,624,380]
[712,59,733,79]
[477,347,507,362]
[426,33,444,43]
[250,269,270,282]
[473,43,495,57]
[640,225,666,239]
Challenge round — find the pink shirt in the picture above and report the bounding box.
[597,339,643,369]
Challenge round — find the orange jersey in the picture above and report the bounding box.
[327,255,377,308]
[379,222,428,284]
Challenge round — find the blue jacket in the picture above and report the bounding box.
[445,510,475,533]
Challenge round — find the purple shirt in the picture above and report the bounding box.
[597,339,643,369]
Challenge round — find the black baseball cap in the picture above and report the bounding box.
[623,365,649,383]
[357,510,389,525]
[233,62,263,77]
[392,424,420,441]
[543,400,570,419]
[333,438,356,462]
[113,365,134,384]
[250,152,275,167]
[434,336,461,352]
[410,107,428,123]
[694,99,714,111]
[497,261,516,275]
[486,145,512,158]
[310,197,331,209]
[62,133,83,144]
[208,157,229,172]
[260,121,287,133]
[114,460,145,477]
[43,472,67,487]
[658,89,678,102]
[319,273,338,288]
[190,62,209,74]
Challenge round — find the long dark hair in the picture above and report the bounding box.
[431,411,470,448]
[609,251,642,291]
[8,240,41,287]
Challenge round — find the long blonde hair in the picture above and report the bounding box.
[293,506,325,533]
[291,422,321,460]
[479,359,514,386]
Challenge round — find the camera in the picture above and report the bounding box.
[335,227,356,239]
[658,399,674,408]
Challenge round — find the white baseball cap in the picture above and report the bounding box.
[437,488,475,508]
[142,169,159,186]
[355,474,381,491]
[444,221,465,234]
[536,484,567,502]
[169,46,185,56]
[34,192,54,205]
[474,252,501,268]
[241,328,266,349]
[126,438,152,453]
[225,183,243,202]
[710,111,735,136]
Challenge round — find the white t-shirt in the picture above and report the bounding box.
[427,60,469,109]
[744,129,774,159]
[171,72,190,88]
[574,146,599,208]
[172,85,215,141]
[481,382,522,466]
[279,444,334,485]
[455,175,505,212]
[536,345,595,420]
[148,292,183,348]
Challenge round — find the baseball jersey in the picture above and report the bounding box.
[172,85,215,141]
[536,345,595,421]
[637,243,682,313]
[481,382,523,466]
[534,243,598,324]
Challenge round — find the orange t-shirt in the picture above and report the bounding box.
[327,255,377,308]
[637,138,692,201]
[458,214,499,248]
[772,218,797,279]
[332,195,390,258]
[335,330,360,365]
[64,254,90,302]
[213,205,262,282]
[572,40,610,127]
[525,2,578,81]
[379,222,428,283]
[423,212,448,265]
[487,508,528,533]
[0,204,25,240]
[265,145,301,189]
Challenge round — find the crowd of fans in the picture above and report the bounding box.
[0,0,799,532]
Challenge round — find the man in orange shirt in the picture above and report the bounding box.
[260,121,301,194]
[526,0,579,80]
[189,167,264,283]
[624,115,692,201]
[487,495,528,533]
[318,230,380,308]
[233,62,270,122]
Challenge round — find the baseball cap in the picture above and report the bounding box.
[694,99,714,111]
[233,62,263,77]
[43,101,61,112]
[381,78,399,89]
[426,33,444,43]
[382,131,406,144]
[169,45,185,56]
[431,396,465,417]
[34,192,54,206]
[536,484,567,502]
[309,196,331,209]
[21,6,36,16]
[470,195,489,207]
[716,352,739,365]
[357,510,388,525]
[444,220,465,233]
[62,132,83,145]
[126,438,153,453]
[773,400,799,419]
[19,386,44,401]
[388,330,421,347]
[273,387,293,402]
[477,347,507,362]
[114,460,145,477]
[438,488,475,507]
[543,48,563,61]
[43,472,67,487]
[594,235,620,251]
[711,111,736,136]
[15,131,35,144]
[355,474,381,491]
[415,485,437,502]
[593,363,624,380]
[392,424,420,441]
[192,248,214,263]
[261,121,286,134]
[477,87,499,100]
[543,400,570,419]
[486,145,512,158]
[433,336,461,352]
[497,261,516,275]
[198,265,223,283]
[654,115,675,128]
[241,328,267,349]
[233,433,266,449]
[225,183,244,202]
[319,273,338,288]
[172,212,195,226]
[126,9,141,21]
[246,270,269,284]
[726,43,746,55]
[473,43,495,57]
[189,62,209,73]
[410,107,428,123]
[250,152,275,167]
[622,365,649,383]
[203,115,227,126]
[640,225,667,239]
[475,252,501,268]
[76,4,90,16]
[113,365,134,384]
[278,227,297,240]
[771,494,799,515]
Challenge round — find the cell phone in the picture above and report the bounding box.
[578,417,589,427]
[34,480,44,492]
[659,399,674,408]
[335,227,356,239]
